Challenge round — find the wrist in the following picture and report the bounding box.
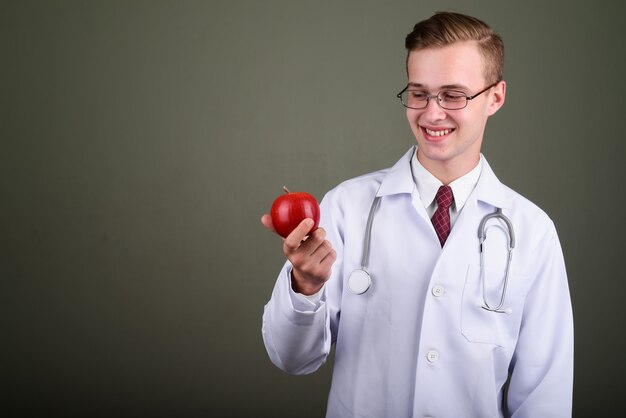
[291,271,324,296]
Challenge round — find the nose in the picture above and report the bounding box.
[421,95,447,121]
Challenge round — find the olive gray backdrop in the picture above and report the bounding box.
[2,1,625,417]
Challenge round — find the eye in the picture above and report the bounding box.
[409,91,428,100]
[440,91,466,102]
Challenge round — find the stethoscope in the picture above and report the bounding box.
[347,196,516,314]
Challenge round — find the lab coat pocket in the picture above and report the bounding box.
[461,265,530,347]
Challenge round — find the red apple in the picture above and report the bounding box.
[270,186,320,238]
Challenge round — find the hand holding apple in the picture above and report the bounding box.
[262,187,334,295]
[270,186,320,238]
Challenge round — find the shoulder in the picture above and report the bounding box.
[478,157,560,251]
[321,168,389,209]
[504,183,553,222]
[498,182,560,250]
[479,157,556,232]
[322,146,417,206]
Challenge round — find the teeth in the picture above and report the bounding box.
[425,128,452,137]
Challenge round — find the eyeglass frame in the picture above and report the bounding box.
[396,82,499,110]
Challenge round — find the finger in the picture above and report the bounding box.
[283,218,315,254]
[316,249,337,280]
[309,237,333,260]
[320,248,337,267]
[300,247,336,282]
[261,214,276,233]
[296,234,333,275]
[299,228,327,255]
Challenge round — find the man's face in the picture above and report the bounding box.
[405,41,505,177]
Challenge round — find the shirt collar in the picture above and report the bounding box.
[376,146,512,210]
[410,151,483,212]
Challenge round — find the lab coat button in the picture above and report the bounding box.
[426,350,439,363]
[432,285,445,297]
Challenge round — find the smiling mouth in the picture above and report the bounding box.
[423,127,455,137]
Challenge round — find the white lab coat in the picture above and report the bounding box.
[262,147,573,418]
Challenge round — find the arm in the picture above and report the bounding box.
[261,197,340,375]
[262,263,332,375]
[507,228,574,417]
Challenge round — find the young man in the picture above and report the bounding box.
[261,12,573,418]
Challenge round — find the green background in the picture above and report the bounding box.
[2,1,625,416]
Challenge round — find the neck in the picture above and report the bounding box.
[416,152,480,185]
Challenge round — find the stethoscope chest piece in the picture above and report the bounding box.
[348,269,371,295]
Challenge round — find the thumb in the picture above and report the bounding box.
[261,214,276,234]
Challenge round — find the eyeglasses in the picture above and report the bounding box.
[396,83,498,110]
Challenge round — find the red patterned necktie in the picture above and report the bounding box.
[431,185,454,247]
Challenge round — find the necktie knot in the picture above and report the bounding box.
[432,185,454,247]
[435,185,454,211]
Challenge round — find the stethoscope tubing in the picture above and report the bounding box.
[347,195,381,295]
[478,208,515,314]
[360,196,382,269]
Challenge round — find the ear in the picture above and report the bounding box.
[487,80,506,116]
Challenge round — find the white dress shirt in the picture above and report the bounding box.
[410,151,482,228]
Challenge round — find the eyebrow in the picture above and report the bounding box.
[407,82,470,91]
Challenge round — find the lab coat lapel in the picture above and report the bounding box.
[376,146,434,224]
[376,147,416,197]
[473,156,513,210]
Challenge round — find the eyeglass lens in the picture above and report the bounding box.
[399,90,468,110]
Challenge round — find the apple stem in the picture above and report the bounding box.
[283,186,290,194]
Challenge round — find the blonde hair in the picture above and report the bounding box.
[405,12,504,85]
